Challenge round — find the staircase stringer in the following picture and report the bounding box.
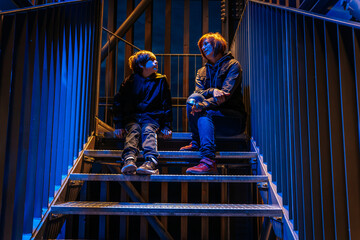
[31,136,96,239]
[251,138,298,240]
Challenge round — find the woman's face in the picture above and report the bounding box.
[201,39,214,58]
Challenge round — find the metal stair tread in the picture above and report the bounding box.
[52,201,282,217]
[84,150,257,159]
[70,173,268,182]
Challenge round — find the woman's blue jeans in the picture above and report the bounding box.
[187,93,245,159]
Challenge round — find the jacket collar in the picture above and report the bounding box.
[205,52,233,68]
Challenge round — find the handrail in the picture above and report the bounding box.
[0,0,84,15]
[250,0,360,28]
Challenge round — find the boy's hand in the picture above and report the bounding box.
[213,89,230,105]
[160,127,172,139]
[114,128,126,138]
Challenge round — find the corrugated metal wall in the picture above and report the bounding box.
[233,0,360,239]
[0,0,102,238]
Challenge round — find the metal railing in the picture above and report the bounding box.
[98,28,203,132]
[0,0,102,238]
[233,0,360,239]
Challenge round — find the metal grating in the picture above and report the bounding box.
[52,202,282,217]
[84,150,258,159]
[70,173,269,183]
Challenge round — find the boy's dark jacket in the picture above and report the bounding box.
[113,72,172,130]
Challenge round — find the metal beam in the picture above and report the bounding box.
[11,0,32,8]
[101,0,152,62]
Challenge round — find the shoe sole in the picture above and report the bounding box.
[179,148,199,151]
[121,164,137,175]
[185,170,218,175]
[136,168,159,175]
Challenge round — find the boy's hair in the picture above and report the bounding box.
[128,50,156,74]
[198,32,227,59]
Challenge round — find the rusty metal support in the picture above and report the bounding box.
[101,0,152,62]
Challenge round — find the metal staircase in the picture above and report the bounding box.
[48,133,282,239]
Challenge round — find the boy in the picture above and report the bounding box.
[113,50,172,175]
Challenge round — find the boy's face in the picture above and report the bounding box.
[141,58,158,77]
[201,38,214,58]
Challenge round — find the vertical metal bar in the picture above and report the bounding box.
[0,15,15,232]
[13,12,38,239]
[269,7,277,175]
[161,167,168,229]
[65,5,76,172]
[284,10,291,212]
[145,1,152,51]
[119,186,128,239]
[202,0,208,34]
[295,14,307,239]
[181,167,188,240]
[324,22,349,239]
[0,12,27,240]
[105,0,116,124]
[305,16,322,239]
[201,182,209,240]
[99,181,107,239]
[313,18,335,239]
[301,14,315,240]
[46,6,58,203]
[183,0,190,132]
[140,182,149,239]
[177,55,180,131]
[338,25,360,239]
[23,10,42,235]
[78,182,87,238]
[220,167,228,240]
[164,0,171,90]
[124,0,134,78]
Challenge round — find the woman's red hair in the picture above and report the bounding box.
[198,32,227,60]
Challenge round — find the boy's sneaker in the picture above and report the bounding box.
[180,142,199,151]
[186,158,218,175]
[121,157,137,175]
[136,157,159,175]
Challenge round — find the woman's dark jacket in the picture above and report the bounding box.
[113,72,172,130]
[195,52,246,117]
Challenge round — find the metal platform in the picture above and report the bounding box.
[52,201,282,217]
[84,150,258,159]
[70,173,268,183]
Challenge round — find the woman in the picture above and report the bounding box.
[180,32,246,175]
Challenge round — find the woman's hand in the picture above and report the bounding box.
[213,89,230,104]
[190,102,205,115]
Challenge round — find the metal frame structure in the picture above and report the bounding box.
[0,0,103,238]
[233,0,360,238]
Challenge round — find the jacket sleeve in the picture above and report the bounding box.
[194,68,214,98]
[113,76,132,129]
[161,77,173,130]
[201,61,242,108]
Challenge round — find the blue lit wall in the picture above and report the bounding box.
[234,1,360,238]
[0,0,102,239]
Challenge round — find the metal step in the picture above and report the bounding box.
[70,173,268,183]
[84,150,257,159]
[51,201,282,217]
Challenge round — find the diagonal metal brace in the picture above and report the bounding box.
[107,165,174,240]
[101,0,152,62]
